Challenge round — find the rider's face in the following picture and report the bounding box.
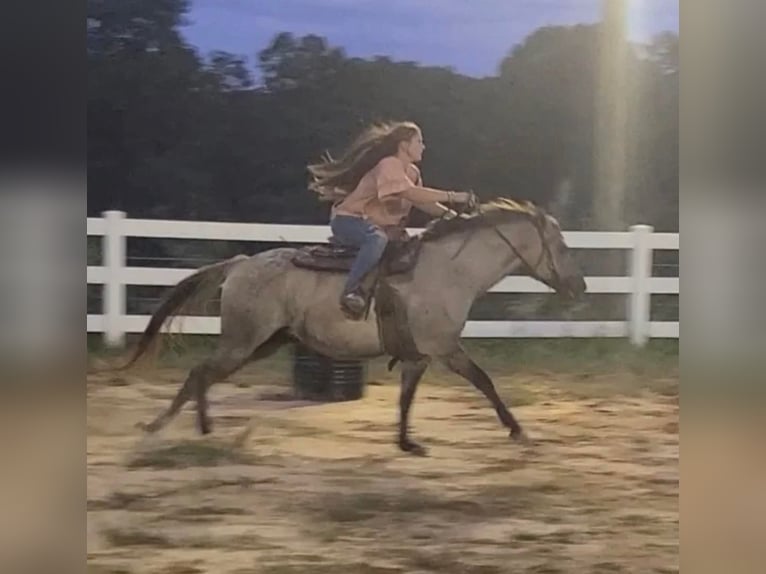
[404,131,425,162]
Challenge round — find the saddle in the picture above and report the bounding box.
[291,235,421,276]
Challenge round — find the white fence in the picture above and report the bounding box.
[87,211,679,348]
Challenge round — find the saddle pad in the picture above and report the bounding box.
[291,244,358,272]
[291,239,421,275]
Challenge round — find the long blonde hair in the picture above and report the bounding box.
[308,121,421,202]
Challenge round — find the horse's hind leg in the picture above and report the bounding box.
[140,341,255,435]
[140,374,193,433]
[141,322,283,435]
[192,343,256,434]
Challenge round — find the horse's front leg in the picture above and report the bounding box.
[398,359,430,456]
[443,345,529,443]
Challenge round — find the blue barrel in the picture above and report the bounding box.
[292,343,366,401]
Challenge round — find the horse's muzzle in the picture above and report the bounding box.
[568,276,587,299]
[558,276,587,300]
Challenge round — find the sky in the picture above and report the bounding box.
[181,0,679,78]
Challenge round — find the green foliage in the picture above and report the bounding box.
[127,440,256,469]
[462,338,678,376]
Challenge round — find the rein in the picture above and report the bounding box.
[492,225,559,288]
[445,207,561,288]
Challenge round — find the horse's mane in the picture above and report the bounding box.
[420,197,545,242]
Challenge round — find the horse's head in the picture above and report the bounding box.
[534,212,587,299]
[488,200,586,300]
[422,198,587,300]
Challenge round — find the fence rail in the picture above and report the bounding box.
[87,211,679,347]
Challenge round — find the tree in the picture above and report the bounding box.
[87,6,678,235]
[258,32,345,92]
[205,51,254,91]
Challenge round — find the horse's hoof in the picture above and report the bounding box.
[399,440,428,457]
[136,421,158,434]
[510,429,532,445]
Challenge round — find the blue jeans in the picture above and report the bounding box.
[330,215,389,295]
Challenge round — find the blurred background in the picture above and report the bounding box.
[87,0,678,229]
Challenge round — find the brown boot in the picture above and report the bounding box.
[340,292,366,320]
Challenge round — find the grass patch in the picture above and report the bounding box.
[314,490,483,523]
[526,565,566,574]
[165,505,249,520]
[514,532,543,542]
[89,336,677,379]
[89,476,273,514]
[397,548,504,574]
[475,484,545,512]
[311,484,540,526]
[127,440,255,469]
[532,482,566,495]
[87,567,133,574]
[592,562,625,572]
[102,527,173,548]
[254,565,404,574]
[88,491,151,511]
[548,530,578,544]
[154,566,205,574]
[90,333,293,370]
[193,475,273,489]
[511,527,581,546]
[321,501,375,523]
[617,513,654,527]
[401,549,465,572]
[462,338,678,376]
[465,567,504,574]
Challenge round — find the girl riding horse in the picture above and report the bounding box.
[308,121,476,318]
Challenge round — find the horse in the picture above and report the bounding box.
[123,199,586,455]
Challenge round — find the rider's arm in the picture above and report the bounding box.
[375,157,471,215]
[401,185,469,204]
[413,200,455,217]
[376,156,470,205]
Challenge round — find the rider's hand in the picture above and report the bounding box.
[442,208,459,219]
[455,191,477,204]
[453,191,470,202]
[453,191,478,211]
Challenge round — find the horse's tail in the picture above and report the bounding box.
[118,254,249,370]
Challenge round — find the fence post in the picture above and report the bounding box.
[628,224,654,346]
[103,210,126,347]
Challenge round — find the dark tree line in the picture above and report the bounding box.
[87,0,678,232]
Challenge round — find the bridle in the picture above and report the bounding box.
[492,222,561,290]
[447,206,562,290]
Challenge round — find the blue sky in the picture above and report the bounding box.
[181,0,679,77]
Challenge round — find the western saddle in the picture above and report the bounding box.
[291,234,421,276]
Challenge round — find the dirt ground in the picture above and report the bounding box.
[87,357,678,574]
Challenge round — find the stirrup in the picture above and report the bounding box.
[340,292,366,320]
